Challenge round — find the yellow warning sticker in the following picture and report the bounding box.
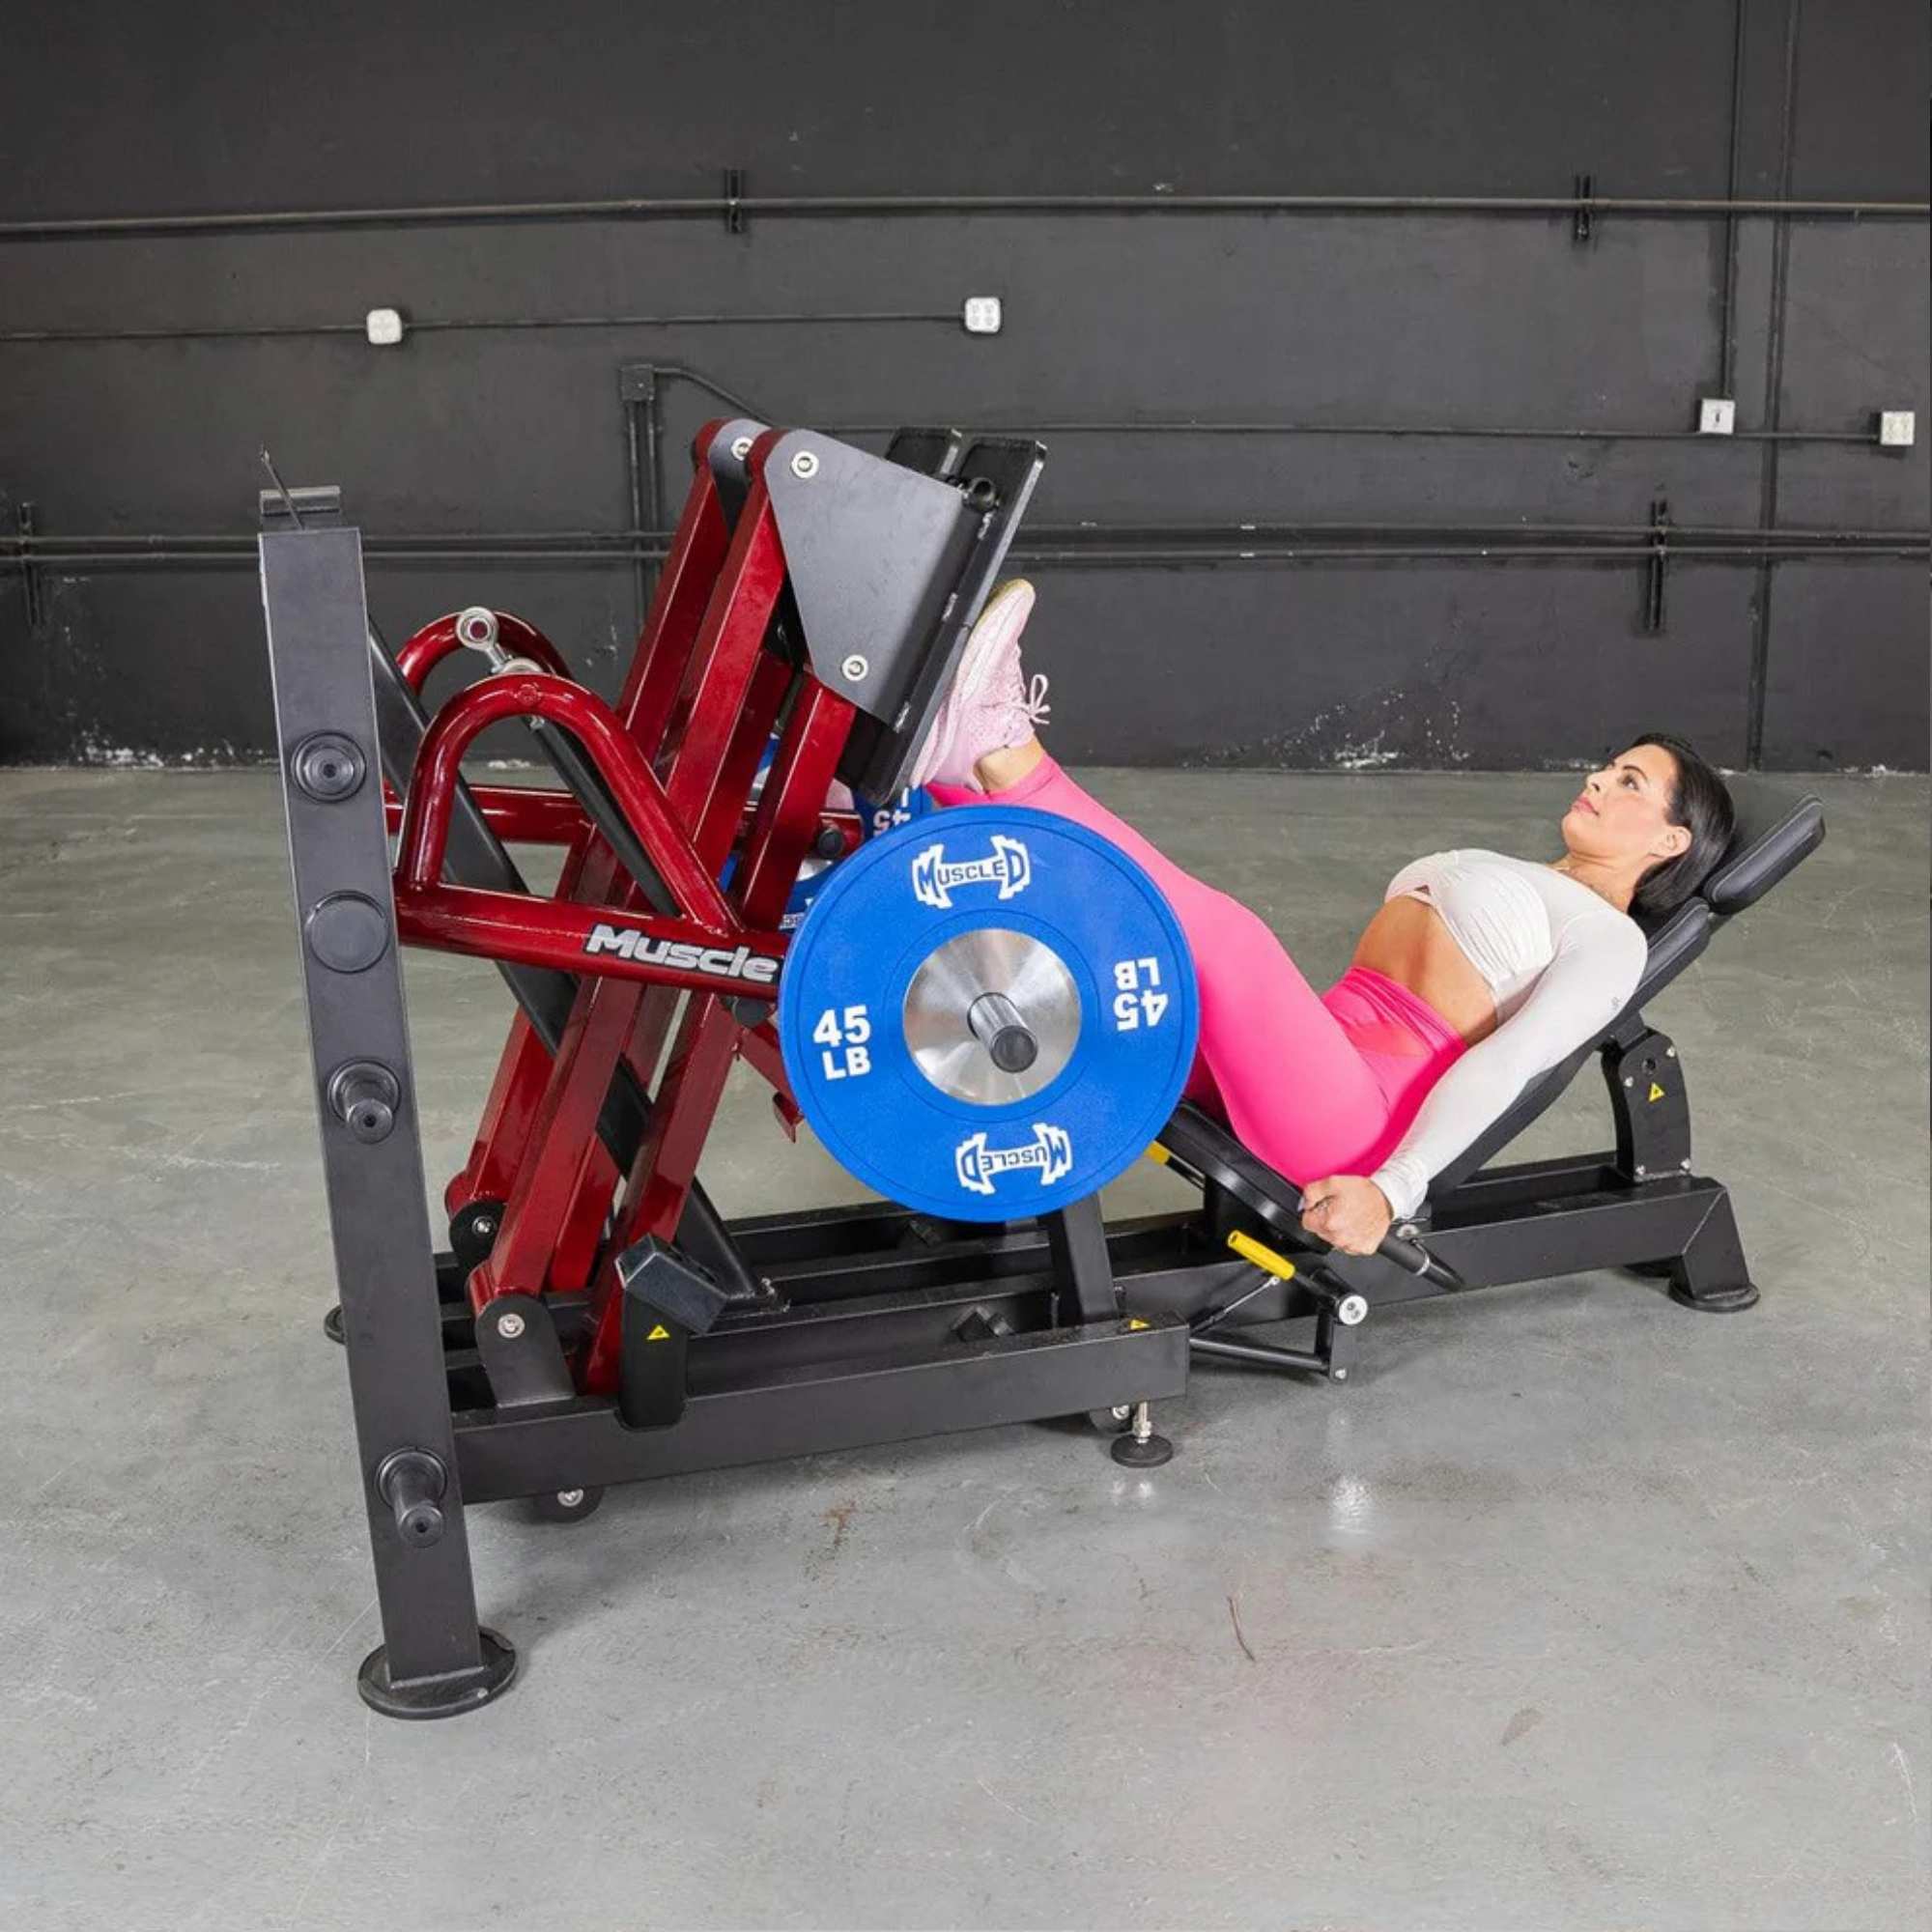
[646,1323,671,1342]
[1126,1318,1150,1331]
[1648,1082,1666,1102]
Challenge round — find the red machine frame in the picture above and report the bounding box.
[379,422,883,1392]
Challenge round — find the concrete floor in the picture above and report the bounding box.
[0,764,1925,1932]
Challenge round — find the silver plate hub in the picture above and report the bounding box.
[902,926,1081,1105]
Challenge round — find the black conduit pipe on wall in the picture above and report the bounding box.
[8,530,1924,568]
[1746,0,1807,770]
[0,320,1892,444]
[0,189,1925,242]
[640,362,1908,462]
[7,522,1921,550]
[1717,0,1749,398]
[834,419,1882,444]
[0,310,961,346]
[655,361,1904,451]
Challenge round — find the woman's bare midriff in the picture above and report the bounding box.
[1350,895,1498,1045]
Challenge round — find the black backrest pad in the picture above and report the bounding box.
[1442,906,1718,1199]
[1630,897,1712,1007]
[1423,781,1825,1199]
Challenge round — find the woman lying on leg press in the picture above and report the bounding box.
[904,582,1736,1258]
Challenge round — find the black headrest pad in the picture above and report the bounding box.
[1699,781,1827,916]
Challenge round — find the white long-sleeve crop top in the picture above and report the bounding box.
[1367,850,1648,1220]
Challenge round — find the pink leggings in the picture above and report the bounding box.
[928,755,1466,1186]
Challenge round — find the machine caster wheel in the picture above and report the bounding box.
[450,1199,507,1272]
[323,1304,346,1346]
[1089,1405,1133,1435]
[528,1485,605,1524]
[357,1627,517,1719]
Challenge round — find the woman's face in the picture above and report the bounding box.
[1562,743,1690,870]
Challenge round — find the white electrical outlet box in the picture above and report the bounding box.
[365,307,407,347]
[961,296,1003,336]
[1698,397,1736,436]
[1879,409,1916,447]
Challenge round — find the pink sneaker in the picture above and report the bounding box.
[906,578,1051,791]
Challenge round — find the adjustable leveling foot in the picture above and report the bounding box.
[1110,1400,1174,1468]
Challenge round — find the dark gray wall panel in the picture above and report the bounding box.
[17,568,268,763]
[1789,0,1932,197]
[1756,562,1929,770]
[1775,223,1931,527]
[1018,562,1756,772]
[0,0,1924,769]
[0,1,1748,212]
[3,214,1786,530]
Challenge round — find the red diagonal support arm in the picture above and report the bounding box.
[469,481,797,1314]
[440,422,741,1226]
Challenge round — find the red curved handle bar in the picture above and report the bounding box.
[396,672,738,930]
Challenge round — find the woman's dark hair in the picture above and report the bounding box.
[1626,731,1737,921]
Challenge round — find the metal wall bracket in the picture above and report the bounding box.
[14,502,41,630]
[1572,171,1596,243]
[618,362,663,627]
[1645,495,1670,633]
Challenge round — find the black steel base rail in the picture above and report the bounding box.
[436,1147,1760,1506]
[455,1317,1190,1503]
[427,1130,1753,1507]
[4,188,1924,242]
[719,1158,1745,1326]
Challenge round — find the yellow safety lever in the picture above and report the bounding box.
[1226,1228,1296,1283]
